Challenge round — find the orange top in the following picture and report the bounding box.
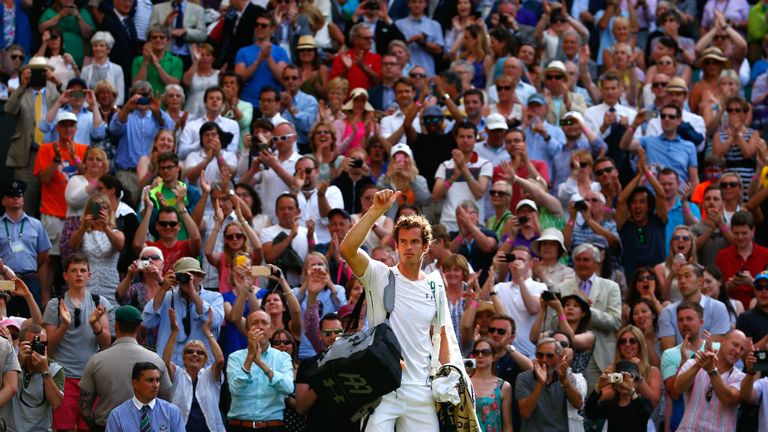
[33,142,88,218]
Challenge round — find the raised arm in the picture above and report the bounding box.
[163,308,179,379]
[340,189,401,276]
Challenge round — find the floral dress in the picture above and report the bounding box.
[476,378,504,432]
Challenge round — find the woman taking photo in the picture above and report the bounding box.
[62,147,110,261]
[531,292,594,376]
[182,44,220,119]
[469,338,513,432]
[296,35,328,99]
[38,0,95,67]
[36,28,76,84]
[653,225,698,302]
[137,129,179,189]
[81,32,124,105]
[376,144,430,219]
[164,307,226,431]
[334,87,375,155]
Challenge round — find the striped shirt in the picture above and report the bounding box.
[105,397,185,432]
[677,359,745,431]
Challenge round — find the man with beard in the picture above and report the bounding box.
[658,263,731,351]
[487,314,532,432]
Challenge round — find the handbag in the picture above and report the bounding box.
[305,271,402,423]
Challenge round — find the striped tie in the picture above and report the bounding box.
[140,405,151,432]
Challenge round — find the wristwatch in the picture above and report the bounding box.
[41,371,50,379]
[708,367,719,377]
[508,345,516,354]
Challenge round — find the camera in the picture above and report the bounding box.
[463,358,477,369]
[30,69,47,88]
[32,336,46,355]
[137,96,151,105]
[503,253,516,262]
[351,158,364,168]
[574,200,587,212]
[364,1,379,9]
[607,372,624,384]
[518,215,529,224]
[175,273,192,284]
[137,259,151,270]
[755,351,768,371]
[541,290,559,302]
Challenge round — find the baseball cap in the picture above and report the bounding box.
[55,111,78,125]
[563,111,584,124]
[516,199,538,212]
[755,271,768,285]
[115,305,143,324]
[423,105,444,118]
[486,113,509,131]
[67,77,88,90]
[327,208,351,221]
[527,93,547,106]
[391,143,414,159]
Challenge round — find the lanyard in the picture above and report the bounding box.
[4,218,24,242]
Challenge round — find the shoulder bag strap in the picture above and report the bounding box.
[344,269,397,333]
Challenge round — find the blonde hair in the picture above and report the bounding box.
[441,253,470,281]
[613,325,651,380]
[664,225,698,267]
[327,77,349,98]
[81,194,116,228]
[300,252,329,284]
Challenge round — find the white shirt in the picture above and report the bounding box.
[184,149,238,187]
[584,103,637,139]
[359,259,436,385]
[259,224,316,286]
[256,152,300,223]
[296,186,345,243]
[177,114,241,160]
[380,109,422,146]
[434,155,493,232]
[633,110,706,151]
[171,364,225,431]
[496,278,548,358]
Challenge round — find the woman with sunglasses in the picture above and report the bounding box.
[38,0,95,68]
[488,75,523,123]
[4,45,25,93]
[699,70,746,135]
[598,325,662,428]
[163,306,226,431]
[116,246,165,348]
[624,267,666,324]
[295,35,327,100]
[717,171,751,224]
[653,225,698,302]
[689,48,729,116]
[701,265,743,323]
[557,150,600,209]
[531,292,594,377]
[469,338,513,432]
[713,96,760,201]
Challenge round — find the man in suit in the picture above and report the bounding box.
[213,0,266,70]
[149,0,208,68]
[98,0,141,97]
[555,243,622,392]
[350,0,405,55]
[3,57,60,218]
[368,54,402,111]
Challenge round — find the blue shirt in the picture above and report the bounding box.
[665,197,701,255]
[639,134,698,184]
[658,295,732,345]
[105,397,185,432]
[395,15,444,75]
[524,123,565,175]
[142,288,224,366]
[226,347,294,421]
[0,213,51,273]
[110,109,174,170]
[551,136,608,193]
[38,106,106,146]
[235,43,290,107]
[293,286,347,359]
[281,91,318,145]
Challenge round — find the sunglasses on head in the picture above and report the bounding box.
[141,254,162,261]
[471,348,493,357]
[535,351,556,359]
[619,337,639,345]
[271,339,293,346]
[323,329,343,337]
[487,326,507,335]
[225,233,245,241]
[157,221,178,228]
[185,349,206,356]
[720,181,740,189]
[672,235,691,241]
[595,166,614,176]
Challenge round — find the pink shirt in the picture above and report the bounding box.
[677,359,745,431]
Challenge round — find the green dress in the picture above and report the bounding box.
[39,8,95,67]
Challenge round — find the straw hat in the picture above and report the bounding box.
[696,47,729,67]
[342,88,374,112]
[21,56,54,71]
[296,35,317,50]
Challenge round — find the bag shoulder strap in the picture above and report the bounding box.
[344,269,396,333]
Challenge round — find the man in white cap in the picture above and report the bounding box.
[4,56,61,218]
[476,113,512,166]
[551,111,607,192]
[542,60,587,126]
[33,112,88,300]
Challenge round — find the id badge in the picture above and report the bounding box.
[10,241,24,254]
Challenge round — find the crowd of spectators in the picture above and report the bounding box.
[5,0,768,430]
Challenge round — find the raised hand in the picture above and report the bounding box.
[59,300,71,327]
[203,306,213,333]
[371,189,401,212]
[169,307,179,332]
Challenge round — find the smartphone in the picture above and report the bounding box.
[0,280,14,292]
[89,202,102,218]
[70,90,85,99]
[235,255,247,267]
[574,200,587,211]
[251,265,272,277]
[754,351,768,371]
[644,110,658,121]
[137,96,151,105]
[364,1,379,9]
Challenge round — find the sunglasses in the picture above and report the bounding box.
[323,329,344,336]
[545,74,564,81]
[703,59,722,66]
[185,349,206,356]
[756,284,768,292]
[10,55,23,61]
[560,118,576,126]
[424,116,443,125]
[256,22,271,29]
[535,351,556,359]
[637,275,655,282]
[141,255,162,261]
[720,181,740,189]
[271,134,296,143]
[619,337,639,345]
[595,166,614,176]
[652,82,668,88]
[471,348,493,357]
[727,108,744,114]
[579,161,590,168]
[497,85,513,91]
[660,113,678,120]
[157,221,178,228]
[489,190,509,197]
[672,235,691,241]
[225,233,245,241]
[283,75,300,81]
[271,339,293,346]
[409,73,426,78]
[49,33,60,40]
[487,326,508,335]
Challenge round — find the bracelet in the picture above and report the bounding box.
[566,220,575,227]
[445,181,452,189]
[471,300,478,308]
[206,333,215,339]
[644,171,653,181]
[682,206,691,215]
[720,224,730,233]
[241,365,251,374]
[558,315,567,321]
